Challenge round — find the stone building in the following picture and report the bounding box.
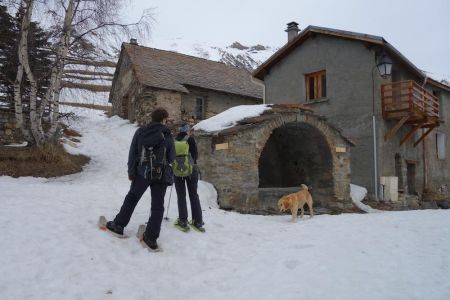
[109,40,263,125]
[253,23,450,203]
[194,104,354,213]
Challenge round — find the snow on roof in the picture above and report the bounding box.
[193,104,270,132]
[423,71,450,88]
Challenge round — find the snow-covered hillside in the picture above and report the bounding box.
[1,106,450,300]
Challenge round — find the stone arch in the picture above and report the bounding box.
[258,122,334,199]
[254,112,352,210]
[195,110,353,213]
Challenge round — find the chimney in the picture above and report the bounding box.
[130,38,138,45]
[285,21,300,42]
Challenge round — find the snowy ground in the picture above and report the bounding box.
[1,107,450,300]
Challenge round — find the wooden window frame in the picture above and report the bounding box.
[305,70,326,101]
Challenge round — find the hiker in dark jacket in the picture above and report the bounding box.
[173,124,205,232]
[106,108,175,250]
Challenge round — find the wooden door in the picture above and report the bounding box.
[407,162,416,195]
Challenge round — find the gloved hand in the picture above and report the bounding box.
[128,174,135,181]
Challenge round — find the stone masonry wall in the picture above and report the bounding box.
[133,87,182,126]
[181,86,261,122]
[196,111,353,213]
[0,110,22,145]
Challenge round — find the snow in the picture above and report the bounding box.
[60,89,111,106]
[350,183,381,213]
[3,141,28,147]
[423,70,450,87]
[1,106,450,299]
[150,38,278,70]
[193,104,270,132]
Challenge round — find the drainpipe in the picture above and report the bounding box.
[422,76,428,193]
[371,66,379,201]
[251,76,266,104]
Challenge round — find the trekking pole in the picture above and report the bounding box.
[164,185,174,220]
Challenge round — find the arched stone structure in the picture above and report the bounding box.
[195,106,354,214]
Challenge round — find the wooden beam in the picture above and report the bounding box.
[413,125,437,147]
[385,116,409,141]
[400,120,427,145]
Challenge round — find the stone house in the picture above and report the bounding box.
[194,104,355,213]
[109,40,263,126]
[253,23,450,203]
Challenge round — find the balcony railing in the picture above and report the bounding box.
[381,80,440,146]
[381,80,439,120]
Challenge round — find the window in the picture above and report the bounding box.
[305,70,326,101]
[195,97,205,120]
[436,132,446,160]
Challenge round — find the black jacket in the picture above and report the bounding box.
[176,132,198,164]
[128,123,175,177]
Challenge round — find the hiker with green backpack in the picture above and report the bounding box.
[172,124,205,232]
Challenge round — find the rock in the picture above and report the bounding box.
[437,200,450,209]
[421,201,438,209]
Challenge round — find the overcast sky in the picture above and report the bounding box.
[124,0,449,77]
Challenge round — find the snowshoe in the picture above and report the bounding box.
[174,218,190,232]
[189,220,205,233]
[137,224,162,252]
[141,232,162,253]
[98,216,128,238]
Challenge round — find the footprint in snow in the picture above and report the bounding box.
[284,259,300,270]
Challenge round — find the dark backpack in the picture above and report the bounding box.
[139,131,167,181]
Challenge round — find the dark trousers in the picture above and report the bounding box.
[174,170,202,223]
[114,175,167,240]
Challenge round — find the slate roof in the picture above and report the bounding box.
[119,43,263,99]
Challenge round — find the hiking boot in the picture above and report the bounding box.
[189,220,205,233]
[174,218,190,232]
[142,233,159,250]
[106,221,124,236]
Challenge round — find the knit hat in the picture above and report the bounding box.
[179,124,190,133]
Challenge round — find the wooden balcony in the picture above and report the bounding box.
[381,80,439,147]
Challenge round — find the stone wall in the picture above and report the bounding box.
[0,110,22,145]
[110,51,136,117]
[195,110,353,214]
[181,86,262,121]
[133,87,182,126]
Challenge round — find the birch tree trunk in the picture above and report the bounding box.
[48,0,75,138]
[13,0,33,143]
[16,0,46,145]
[13,60,32,142]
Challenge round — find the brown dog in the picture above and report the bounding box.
[278,184,314,222]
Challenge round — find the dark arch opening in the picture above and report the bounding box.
[258,122,334,203]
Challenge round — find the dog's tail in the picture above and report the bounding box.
[301,184,309,191]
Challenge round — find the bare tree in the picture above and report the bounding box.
[13,0,34,142]
[13,0,152,146]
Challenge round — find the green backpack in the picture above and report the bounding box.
[172,136,194,177]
